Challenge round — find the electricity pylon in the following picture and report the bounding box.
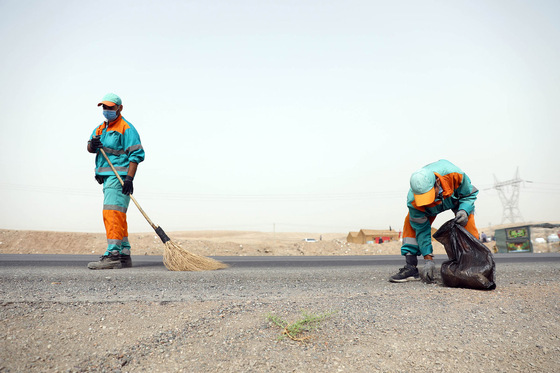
[493,168,524,224]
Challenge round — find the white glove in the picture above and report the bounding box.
[420,260,435,283]
[454,210,468,226]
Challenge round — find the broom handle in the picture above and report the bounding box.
[98,148,158,231]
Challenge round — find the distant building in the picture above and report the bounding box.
[347,232,360,243]
[346,229,401,244]
[347,227,439,244]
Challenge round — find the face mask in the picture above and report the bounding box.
[103,110,118,121]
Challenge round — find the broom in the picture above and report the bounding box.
[98,148,227,271]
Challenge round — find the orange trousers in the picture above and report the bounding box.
[102,176,131,255]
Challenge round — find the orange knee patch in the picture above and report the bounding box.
[103,210,128,240]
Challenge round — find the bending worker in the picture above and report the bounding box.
[389,159,479,283]
[86,93,145,270]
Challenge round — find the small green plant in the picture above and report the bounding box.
[266,310,335,342]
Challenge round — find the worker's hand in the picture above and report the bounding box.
[420,260,435,283]
[454,210,468,226]
[122,176,134,195]
[90,136,103,151]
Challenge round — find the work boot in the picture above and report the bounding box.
[120,254,132,268]
[389,264,420,283]
[87,252,123,270]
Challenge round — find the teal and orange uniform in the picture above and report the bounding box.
[401,159,479,257]
[90,115,144,255]
[91,116,144,178]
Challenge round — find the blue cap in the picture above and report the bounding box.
[97,93,122,107]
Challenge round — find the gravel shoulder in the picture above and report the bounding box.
[1,261,559,372]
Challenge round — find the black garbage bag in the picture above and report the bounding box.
[433,220,496,290]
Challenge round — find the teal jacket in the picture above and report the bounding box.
[90,115,145,177]
[404,159,478,256]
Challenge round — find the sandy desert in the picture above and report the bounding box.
[1,222,558,257]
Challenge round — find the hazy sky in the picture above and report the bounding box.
[1,0,559,234]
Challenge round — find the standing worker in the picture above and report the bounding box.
[389,159,479,283]
[87,93,145,269]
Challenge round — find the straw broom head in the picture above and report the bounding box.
[163,239,228,271]
[153,226,227,271]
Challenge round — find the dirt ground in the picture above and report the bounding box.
[1,222,559,257]
[0,229,421,256]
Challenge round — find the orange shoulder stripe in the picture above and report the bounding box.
[435,172,463,198]
[107,117,131,135]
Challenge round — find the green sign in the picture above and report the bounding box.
[506,240,531,252]
[506,227,529,239]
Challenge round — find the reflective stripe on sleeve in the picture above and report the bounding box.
[467,186,479,195]
[126,144,143,154]
[410,216,428,224]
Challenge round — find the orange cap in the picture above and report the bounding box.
[97,101,117,107]
[413,187,436,206]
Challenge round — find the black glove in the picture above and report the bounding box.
[454,210,468,226]
[122,176,134,195]
[90,136,102,151]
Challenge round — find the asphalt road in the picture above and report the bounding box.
[1,253,558,304]
[0,252,559,270]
